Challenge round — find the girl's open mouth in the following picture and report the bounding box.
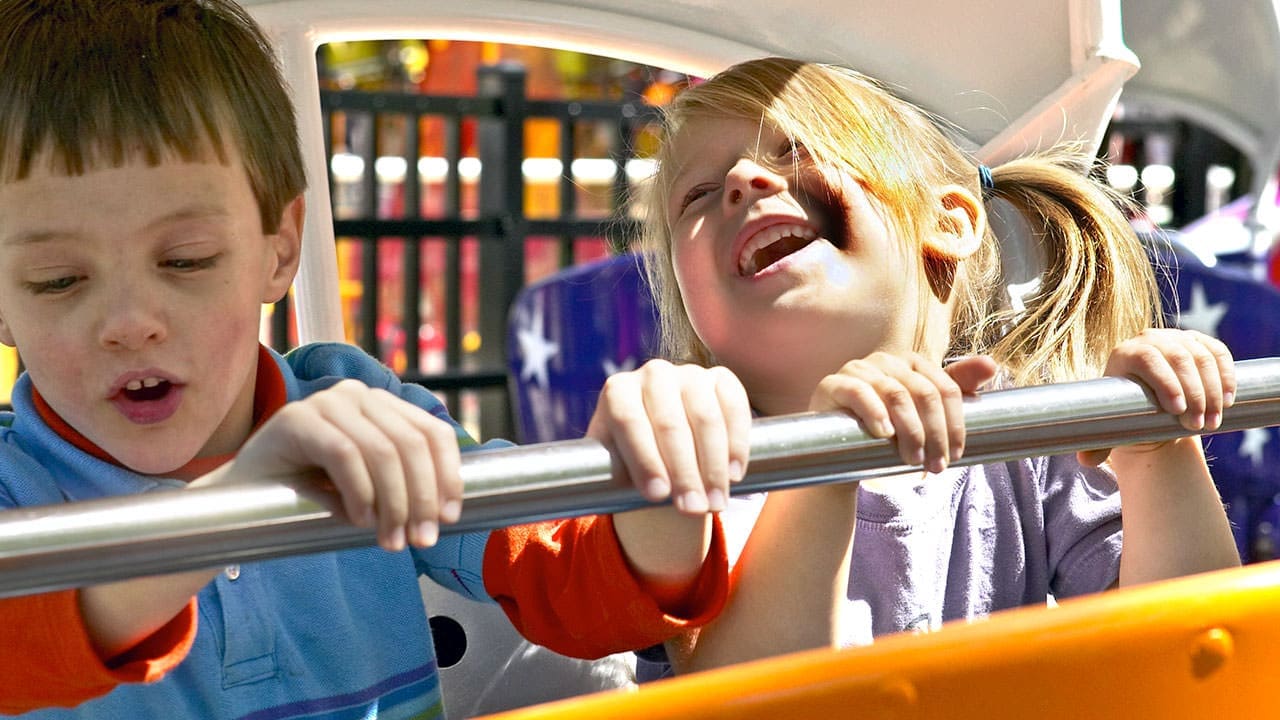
[738,223,819,276]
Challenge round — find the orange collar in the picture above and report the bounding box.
[32,345,288,481]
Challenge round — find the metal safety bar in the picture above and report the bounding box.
[1,358,1279,598]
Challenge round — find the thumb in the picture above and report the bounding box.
[1076,448,1112,467]
[944,355,999,395]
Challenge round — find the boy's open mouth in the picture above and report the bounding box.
[122,377,173,403]
[738,223,819,276]
[111,376,184,425]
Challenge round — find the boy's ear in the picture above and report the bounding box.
[263,194,305,303]
[0,314,14,348]
[922,184,985,261]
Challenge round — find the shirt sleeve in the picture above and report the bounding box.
[0,590,197,713]
[482,513,729,660]
[1040,454,1124,597]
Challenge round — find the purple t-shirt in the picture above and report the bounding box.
[721,454,1123,645]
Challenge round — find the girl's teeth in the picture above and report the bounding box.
[125,378,163,391]
[738,224,818,274]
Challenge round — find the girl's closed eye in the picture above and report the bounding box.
[679,183,719,214]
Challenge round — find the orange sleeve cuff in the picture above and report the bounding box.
[483,513,729,660]
[0,590,197,713]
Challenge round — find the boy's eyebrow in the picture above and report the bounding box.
[2,206,233,246]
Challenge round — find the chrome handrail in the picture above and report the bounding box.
[1,357,1278,598]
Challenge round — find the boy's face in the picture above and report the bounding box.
[0,151,300,474]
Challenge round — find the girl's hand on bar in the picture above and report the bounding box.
[586,359,751,515]
[809,353,997,473]
[1079,328,1236,467]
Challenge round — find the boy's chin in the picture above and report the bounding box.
[104,440,202,477]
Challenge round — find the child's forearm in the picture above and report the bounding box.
[612,507,712,612]
[77,568,217,662]
[1110,437,1240,586]
[675,485,857,673]
[77,466,232,661]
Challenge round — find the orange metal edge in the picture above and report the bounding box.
[478,560,1280,719]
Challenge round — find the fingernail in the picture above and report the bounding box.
[928,457,947,474]
[1189,412,1205,430]
[1225,391,1236,407]
[676,491,708,514]
[950,446,964,463]
[644,477,671,500]
[910,449,925,467]
[728,460,744,483]
[385,526,406,552]
[1206,411,1222,430]
[441,500,462,524]
[413,521,439,547]
[707,488,727,512]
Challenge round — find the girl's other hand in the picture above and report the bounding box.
[586,360,751,515]
[1078,329,1235,467]
[810,353,998,473]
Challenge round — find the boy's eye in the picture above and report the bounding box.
[679,183,717,214]
[164,255,219,271]
[25,276,80,295]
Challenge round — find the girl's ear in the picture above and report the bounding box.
[923,185,985,260]
[263,194,305,303]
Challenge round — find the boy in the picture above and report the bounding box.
[0,0,748,716]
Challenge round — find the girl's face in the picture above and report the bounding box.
[665,116,925,414]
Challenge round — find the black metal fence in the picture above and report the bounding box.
[271,65,660,441]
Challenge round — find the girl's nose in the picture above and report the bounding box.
[724,159,785,207]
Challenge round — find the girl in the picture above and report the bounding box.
[598,56,1241,673]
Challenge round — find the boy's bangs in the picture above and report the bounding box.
[0,37,234,183]
[1,96,233,183]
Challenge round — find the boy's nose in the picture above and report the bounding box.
[97,290,167,351]
[724,159,784,208]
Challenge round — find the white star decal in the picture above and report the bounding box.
[515,296,559,390]
[1238,427,1271,468]
[603,356,637,377]
[1176,282,1228,336]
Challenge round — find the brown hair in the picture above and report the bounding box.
[0,0,305,232]
[639,57,1159,385]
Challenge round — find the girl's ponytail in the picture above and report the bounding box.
[954,151,1161,385]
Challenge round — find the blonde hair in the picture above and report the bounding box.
[639,57,1159,385]
[0,0,306,233]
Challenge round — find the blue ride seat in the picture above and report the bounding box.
[507,253,659,444]
[1153,235,1280,562]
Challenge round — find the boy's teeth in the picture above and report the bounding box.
[125,378,163,391]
